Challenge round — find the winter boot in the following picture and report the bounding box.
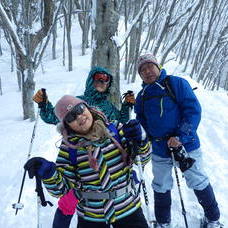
[152,221,171,228]
[154,191,171,224]
[200,217,223,228]
[194,184,220,222]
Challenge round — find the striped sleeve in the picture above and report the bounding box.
[43,144,77,198]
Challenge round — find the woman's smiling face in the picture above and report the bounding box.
[67,107,93,134]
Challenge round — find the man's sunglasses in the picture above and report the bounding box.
[93,73,110,84]
[64,103,86,123]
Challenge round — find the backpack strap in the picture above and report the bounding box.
[163,76,177,103]
[107,122,121,144]
[68,147,77,165]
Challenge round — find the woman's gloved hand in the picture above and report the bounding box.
[121,120,146,143]
[24,157,56,179]
[58,189,79,215]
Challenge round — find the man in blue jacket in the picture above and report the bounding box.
[135,53,221,228]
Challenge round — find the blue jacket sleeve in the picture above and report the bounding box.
[175,78,201,144]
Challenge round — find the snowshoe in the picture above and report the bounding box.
[200,217,224,228]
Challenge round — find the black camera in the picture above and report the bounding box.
[169,146,195,172]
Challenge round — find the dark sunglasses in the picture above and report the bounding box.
[64,103,86,123]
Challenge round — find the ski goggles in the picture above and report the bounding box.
[93,73,110,84]
[64,103,87,123]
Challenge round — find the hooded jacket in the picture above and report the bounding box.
[135,69,201,158]
[42,117,151,223]
[40,67,130,124]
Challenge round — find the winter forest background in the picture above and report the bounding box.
[0,0,228,227]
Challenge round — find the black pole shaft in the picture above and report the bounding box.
[14,109,40,215]
[172,152,189,228]
[15,170,27,215]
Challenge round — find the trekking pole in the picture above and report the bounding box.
[170,148,189,228]
[132,142,153,227]
[13,108,40,215]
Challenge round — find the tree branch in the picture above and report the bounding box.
[118,0,151,49]
[30,0,55,53]
[0,3,26,58]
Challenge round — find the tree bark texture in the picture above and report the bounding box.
[91,0,120,107]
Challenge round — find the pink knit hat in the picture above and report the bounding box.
[137,53,160,74]
[54,95,85,121]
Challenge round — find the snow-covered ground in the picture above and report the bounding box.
[0,21,227,228]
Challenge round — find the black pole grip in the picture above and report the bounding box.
[41,88,47,103]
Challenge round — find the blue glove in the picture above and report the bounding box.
[122,120,146,142]
[24,157,56,179]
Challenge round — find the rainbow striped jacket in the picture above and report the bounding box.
[43,122,151,223]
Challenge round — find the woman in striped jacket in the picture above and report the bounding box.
[25,95,151,228]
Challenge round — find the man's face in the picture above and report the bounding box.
[139,63,160,84]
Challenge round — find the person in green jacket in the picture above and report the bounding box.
[33,66,135,125]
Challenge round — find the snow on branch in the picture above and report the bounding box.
[0,3,26,57]
[117,0,151,49]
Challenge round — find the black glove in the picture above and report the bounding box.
[24,157,56,179]
[169,146,195,172]
[122,120,146,143]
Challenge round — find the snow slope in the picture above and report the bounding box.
[0,22,227,228]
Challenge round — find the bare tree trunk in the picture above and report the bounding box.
[197,24,228,83]
[183,3,203,73]
[16,54,22,91]
[131,13,143,83]
[0,0,56,120]
[0,76,2,95]
[63,20,66,66]
[126,1,140,78]
[21,70,35,120]
[151,0,176,56]
[81,0,91,55]
[124,0,129,80]
[63,0,73,71]
[91,0,120,107]
[224,73,228,91]
[190,0,218,77]
[21,0,35,120]
[52,22,57,59]
[0,29,2,56]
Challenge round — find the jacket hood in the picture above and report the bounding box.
[84,66,113,101]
